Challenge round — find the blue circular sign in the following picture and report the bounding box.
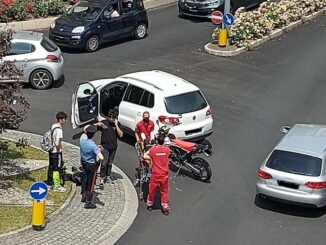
[223,13,235,26]
[29,181,49,200]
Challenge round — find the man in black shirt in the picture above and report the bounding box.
[96,109,123,186]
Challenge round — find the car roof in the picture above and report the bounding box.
[276,124,326,158]
[12,31,43,42]
[119,70,199,96]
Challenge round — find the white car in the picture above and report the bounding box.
[71,70,213,140]
[0,31,64,89]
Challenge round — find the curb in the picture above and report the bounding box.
[94,165,139,245]
[204,7,326,57]
[0,0,178,31]
[204,42,247,57]
[0,131,77,239]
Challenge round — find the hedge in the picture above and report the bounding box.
[212,0,326,47]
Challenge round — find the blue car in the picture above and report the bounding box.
[49,0,148,52]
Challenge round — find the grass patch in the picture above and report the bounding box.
[0,167,72,234]
[0,206,56,234]
[0,139,47,160]
[0,140,72,234]
[10,168,72,206]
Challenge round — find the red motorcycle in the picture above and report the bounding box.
[157,123,212,182]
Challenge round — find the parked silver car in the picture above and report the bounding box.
[0,31,64,89]
[257,124,326,208]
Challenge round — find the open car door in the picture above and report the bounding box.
[71,82,99,129]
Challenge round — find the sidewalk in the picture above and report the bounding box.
[0,130,138,245]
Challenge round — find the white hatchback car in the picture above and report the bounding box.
[71,70,213,140]
[0,31,64,89]
[257,124,326,208]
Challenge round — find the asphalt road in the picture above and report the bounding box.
[19,4,326,245]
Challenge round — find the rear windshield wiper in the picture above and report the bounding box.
[289,170,314,176]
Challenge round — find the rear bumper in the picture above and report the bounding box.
[170,117,213,141]
[52,56,64,81]
[256,179,326,208]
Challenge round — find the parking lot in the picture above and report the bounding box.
[16,4,326,245]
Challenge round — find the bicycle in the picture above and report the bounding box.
[134,142,150,201]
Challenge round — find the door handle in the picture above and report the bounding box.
[137,112,142,116]
[24,58,28,62]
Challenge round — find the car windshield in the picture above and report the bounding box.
[67,0,103,20]
[165,90,207,114]
[266,150,322,177]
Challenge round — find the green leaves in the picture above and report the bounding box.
[218,0,326,47]
[0,29,29,132]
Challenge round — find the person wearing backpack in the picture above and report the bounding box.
[46,111,68,192]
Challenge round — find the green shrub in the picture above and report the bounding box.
[10,0,28,21]
[214,0,326,47]
[33,0,49,18]
[48,0,65,15]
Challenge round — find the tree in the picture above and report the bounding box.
[0,28,29,133]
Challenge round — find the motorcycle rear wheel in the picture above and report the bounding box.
[191,157,212,182]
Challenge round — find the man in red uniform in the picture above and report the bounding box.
[135,111,155,142]
[144,134,171,215]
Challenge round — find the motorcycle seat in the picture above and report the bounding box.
[172,139,196,152]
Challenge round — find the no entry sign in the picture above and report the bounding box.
[211,10,223,25]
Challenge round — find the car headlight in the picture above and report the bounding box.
[50,22,55,29]
[72,26,85,34]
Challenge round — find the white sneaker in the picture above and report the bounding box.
[54,186,66,192]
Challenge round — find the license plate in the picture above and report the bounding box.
[278,181,299,189]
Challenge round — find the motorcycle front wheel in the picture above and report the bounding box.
[191,157,212,182]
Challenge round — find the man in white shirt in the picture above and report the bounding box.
[47,111,68,192]
[104,5,120,19]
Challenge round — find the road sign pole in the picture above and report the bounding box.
[32,200,46,231]
[29,181,48,231]
[224,0,231,31]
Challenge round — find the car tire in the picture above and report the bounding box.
[86,35,100,52]
[134,23,147,40]
[29,69,53,90]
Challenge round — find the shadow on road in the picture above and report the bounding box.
[178,14,213,24]
[60,36,138,54]
[52,74,65,89]
[254,194,326,218]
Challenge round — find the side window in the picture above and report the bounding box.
[124,85,145,105]
[103,3,121,19]
[122,0,134,13]
[10,42,35,55]
[134,0,143,8]
[140,91,154,108]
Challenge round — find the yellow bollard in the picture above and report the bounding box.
[218,28,228,47]
[32,200,46,231]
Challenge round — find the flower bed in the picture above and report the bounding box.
[0,0,76,23]
[212,0,326,47]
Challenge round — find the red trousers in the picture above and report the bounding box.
[147,174,169,210]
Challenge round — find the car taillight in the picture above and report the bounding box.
[206,107,212,117]
[305,182,326,189]
[258,169,272,179]
[46,55,59,62]
[158,115,179,125]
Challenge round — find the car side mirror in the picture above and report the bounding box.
[280,125,291,134]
